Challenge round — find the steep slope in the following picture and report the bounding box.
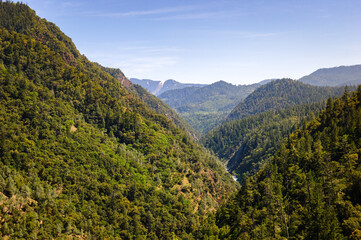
[206,79,348,183]
[102,66,199,139]
[202,102,326,182]
[130,78,205,96]
[0,2,237,239]
[211,87,361,239]
[159,81,259,134]
[129,78,163,95]
[299,64,361,86]
[227,79,346,121]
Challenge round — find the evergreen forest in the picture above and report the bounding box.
[202,102,327,182]
[226,79,346,121]
[0,2,237,239]
[159,80,259,134]
[1,1,361,240]
[212,88,361,239]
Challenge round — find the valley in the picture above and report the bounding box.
[1,1,361,239]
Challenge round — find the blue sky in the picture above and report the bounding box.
[24,0,361,84]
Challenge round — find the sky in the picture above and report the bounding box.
[23,0,361,85]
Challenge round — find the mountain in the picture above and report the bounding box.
[226,79,346,121]
[208,87,361,239]
[101,66,199,139]
[129,78,206,96]
[299,64,361,86]
[0,2,237,239]
[202,102,326,182]
[258,78,277,85]
[203,79,349,182]
[159,80,259,134]
[129,78,163,95]
[161,79,206,95]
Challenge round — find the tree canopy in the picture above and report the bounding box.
[0,2,237,239]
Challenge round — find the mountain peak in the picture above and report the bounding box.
[226,78,346,121]
[130,78,206,95]
[299,64,361,86]
[212,80,231,86]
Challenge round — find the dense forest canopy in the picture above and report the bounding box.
[202,101,327,182]
[226,79,347,121]
[2,1,361,240]
[159,80,259,134]
[211,87,361,239]
[101,65,199,139]
[202,79,350,183]
[0,2,237,239]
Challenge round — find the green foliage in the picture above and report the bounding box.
[210,87,361,239]
[202,79,351,183]
[202,102,326,182]
[227,79,347,121]
[159,81,259,134]
[0,2,238,239]
[101,65,199,139]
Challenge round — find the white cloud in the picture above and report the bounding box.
[83,3,245,21]
[61,1,85,8]
[199,29,282,39]
[151,10,245,21]
[87,5,198,18]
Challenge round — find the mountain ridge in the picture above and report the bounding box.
[299,64,361,86]
[202,79,350,183]
[210,87,361,239]
[226,78,346,121]
[130,78,206,96]
[0,2,237,239]
[159,80,260,134]
[101,66,199,139]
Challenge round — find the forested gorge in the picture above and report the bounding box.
[202,102,327,182]
[0,2,237,239]
[212,88,361,239]
[1,1,361,240]
[202,79,350,182]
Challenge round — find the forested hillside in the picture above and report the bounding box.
[102,66,199,139]
[203,79,348,182]
[202,102,326,182]
[227,79,346,121]
[0,2,237,239]
[210,87,361,239]
[159,81,259,134]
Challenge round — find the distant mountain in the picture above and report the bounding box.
[129,78,162,94]
[299,64,361,86]
[159,80,260,134]
[129,78,206,96]
[226,79,347,121]
[102,67,199,138]
[258,78,277,85]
